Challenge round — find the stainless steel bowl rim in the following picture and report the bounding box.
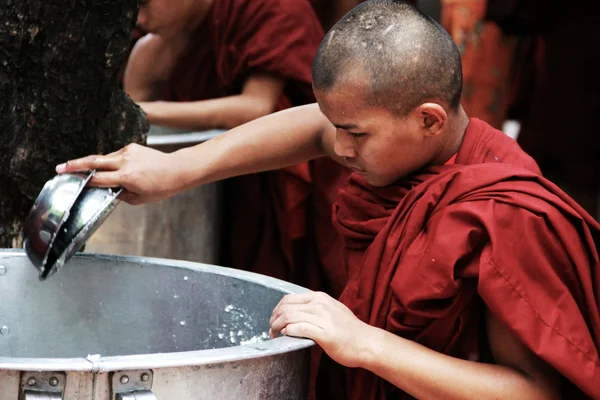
[0,250,315,372]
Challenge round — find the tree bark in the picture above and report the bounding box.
[0,0,148,247]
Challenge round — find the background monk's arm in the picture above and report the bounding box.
[138,73,286,131]
[124,34,178,101]
[362,311,562,400]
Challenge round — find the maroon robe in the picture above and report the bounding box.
[314,118,600,399]
[162,0,350,295]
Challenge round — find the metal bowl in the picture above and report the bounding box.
[43,186,122,279]
[22,171,122,279]
[22,172,94,271]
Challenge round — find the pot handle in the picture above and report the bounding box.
[24,392,63,400]
[116,391,158,400]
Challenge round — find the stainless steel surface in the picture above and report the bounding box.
[146,130,224,148]
[86,127,224,264]
[85,183,222,264]
[116,391,157,400]
[22,172,93,271]
[0,250,313,399]
[145,125,225,150]
[24,392,63,400]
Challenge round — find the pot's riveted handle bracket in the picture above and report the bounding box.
[21,371,66,400]
[111,370,157,400]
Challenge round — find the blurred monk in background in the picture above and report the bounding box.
[125,0,350,296]
[442,0,516,129]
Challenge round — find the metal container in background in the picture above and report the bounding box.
[85,126,226,264]
[0,250,313,399]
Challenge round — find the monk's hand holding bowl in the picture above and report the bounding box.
[56,143,182,205]
[269,291,375,369]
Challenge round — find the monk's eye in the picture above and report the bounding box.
[347,131,366,138]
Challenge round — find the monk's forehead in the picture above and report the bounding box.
[314,67,375,108]
[329,59,370,88]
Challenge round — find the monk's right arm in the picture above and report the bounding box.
[174,103,338,190]
[56,104,340,204]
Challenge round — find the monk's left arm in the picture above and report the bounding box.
[138,73,285,131]
[361,310,562,399]
[270,292,562,400]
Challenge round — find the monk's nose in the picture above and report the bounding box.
[334,131,358,158]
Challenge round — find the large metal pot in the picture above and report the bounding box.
[84,127,226,264]
[0,250,313,399]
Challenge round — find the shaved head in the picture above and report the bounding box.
[313,0,462,115]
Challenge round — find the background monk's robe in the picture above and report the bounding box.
[312,118,600,399]
[488,0,600,216]
[442,0,516,129]
[160,0,350,296]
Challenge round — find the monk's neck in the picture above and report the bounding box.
[433,107,470,164]
[183,0,215,35]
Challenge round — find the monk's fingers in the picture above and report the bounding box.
[56,153,124,174]
[280,322,325,341]
[87,170,129,189]
[269,303,320,325]
[270,310,325,339]
[271,291,323,317]
[79,153,125,171]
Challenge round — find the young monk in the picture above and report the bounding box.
[58,1,599,398]
[127,0,350,295]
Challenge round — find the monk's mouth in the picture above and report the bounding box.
[348,165,365,174]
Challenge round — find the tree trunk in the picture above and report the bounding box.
[0,0,148,247]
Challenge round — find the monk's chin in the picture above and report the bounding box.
[362,175,390,188]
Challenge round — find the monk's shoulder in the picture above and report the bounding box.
[467,118,541,174]
[130,34,173,61]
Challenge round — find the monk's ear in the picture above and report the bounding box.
[415,103,447,137]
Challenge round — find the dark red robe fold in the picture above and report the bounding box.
[316,118,600,399]
[161,0,350,295]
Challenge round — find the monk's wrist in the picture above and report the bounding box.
[165,148,208,192]
[357,324,387,370]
